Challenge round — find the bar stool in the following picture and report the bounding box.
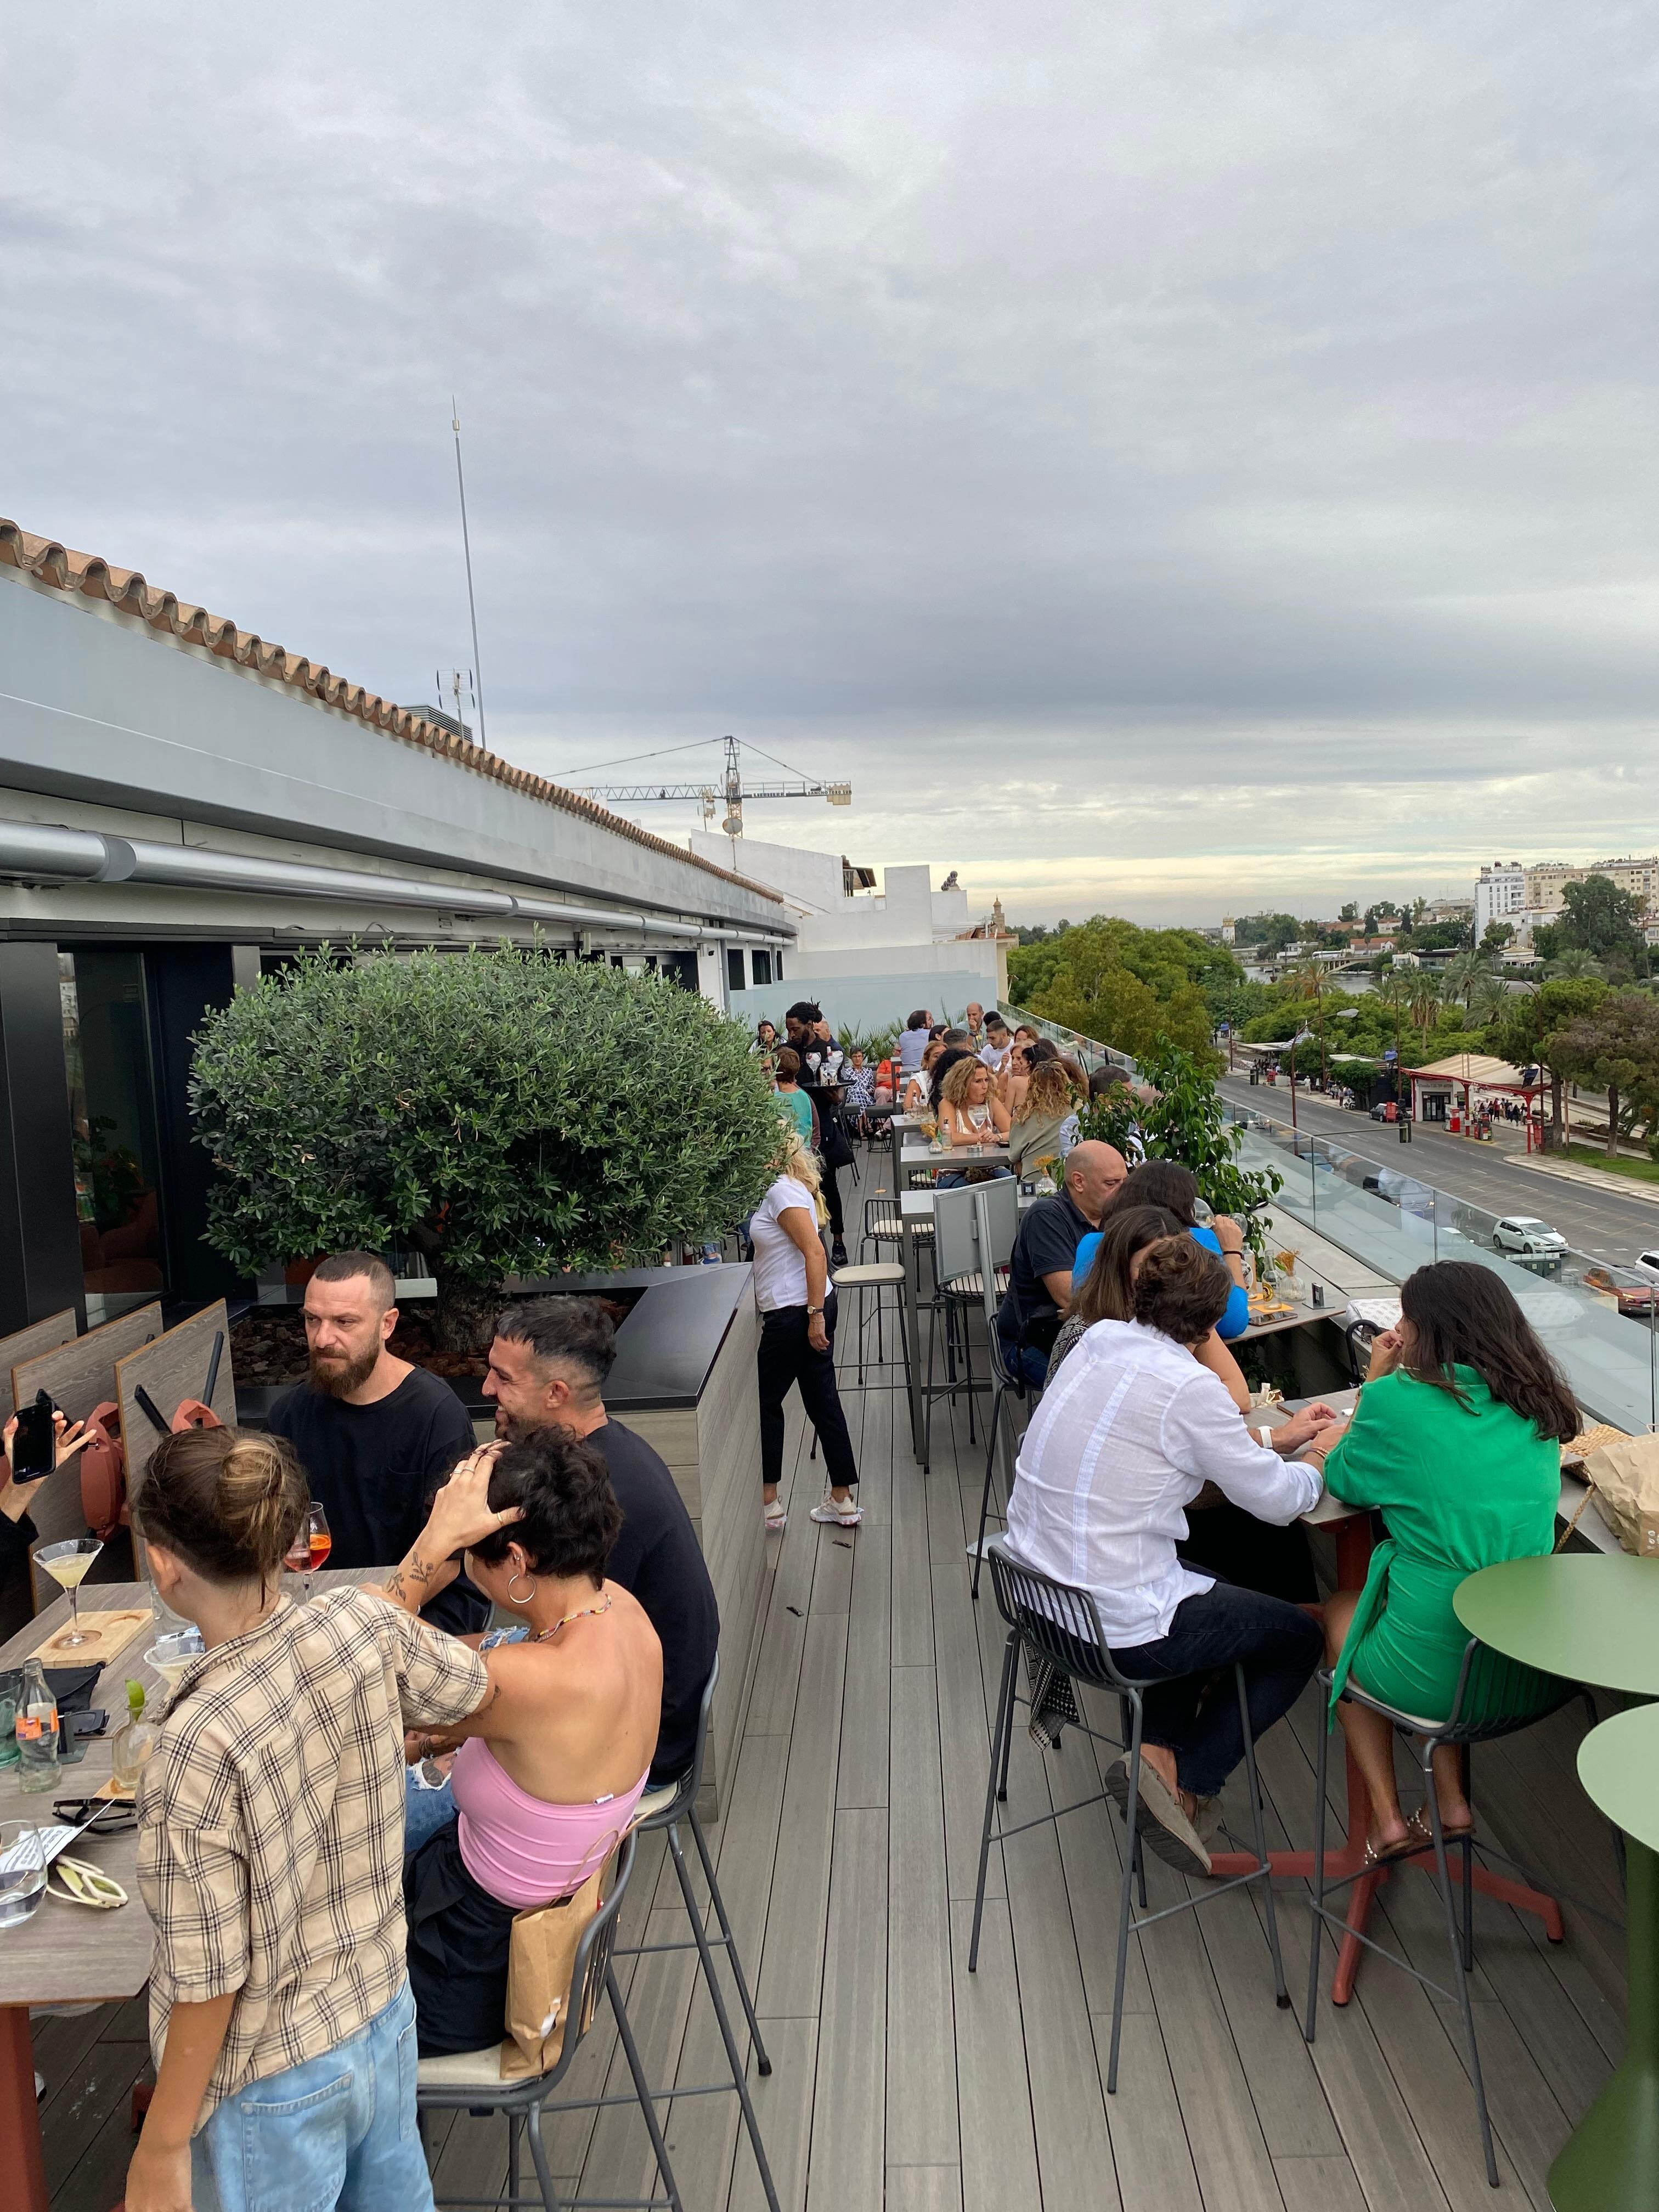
[611,1657,781,2212]
[1306,1638,1584,2188]
[416,1830,682,2211]
[969,1536,1291,2096]
[830,1257,911,1387]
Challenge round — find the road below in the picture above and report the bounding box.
[1217,1074,1659,1268]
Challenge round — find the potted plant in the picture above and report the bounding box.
[190,944,783,1348]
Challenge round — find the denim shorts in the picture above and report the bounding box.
[190,1982,430,2212]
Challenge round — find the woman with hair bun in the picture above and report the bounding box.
[124,1425,492,2212]
[395,1429,662,2056]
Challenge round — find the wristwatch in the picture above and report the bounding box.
[807,1304,826,1316]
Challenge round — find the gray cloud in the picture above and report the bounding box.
[4,2,1656,920]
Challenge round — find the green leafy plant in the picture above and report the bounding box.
[1074,1042,1283,1257]
[190,945,785,1346]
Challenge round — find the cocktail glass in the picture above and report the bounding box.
[35,1537,104,1649]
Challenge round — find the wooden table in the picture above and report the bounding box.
[1207,1393,1565,2004]
[1454,1556,1659,2210]
[1,1582,160,2212]
[0,1567,383,2212]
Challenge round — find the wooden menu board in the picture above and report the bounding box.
[12,1303,163,1426]
[0,1310,77,1423]
[116,1300,238,1543]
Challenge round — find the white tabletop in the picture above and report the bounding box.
[901,1138,1010,1162]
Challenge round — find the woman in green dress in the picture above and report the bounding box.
[1307,1261,1577,1862]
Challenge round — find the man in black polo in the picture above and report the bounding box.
[996,1141,1127,1385]
[482,1296,719,1787]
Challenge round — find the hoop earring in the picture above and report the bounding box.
[506,1570,537,1607]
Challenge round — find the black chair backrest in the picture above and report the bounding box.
[985,1541,1126,1691]
[1441,1636,1576,1745]
[554,1829,639,2086]
[1342,1319,1379,1387]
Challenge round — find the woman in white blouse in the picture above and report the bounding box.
[749,1133,862,1533]
[1006,1237,1335,1877]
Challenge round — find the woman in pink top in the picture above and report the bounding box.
[399,1429,662,2056]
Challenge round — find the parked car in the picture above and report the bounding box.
[1493,1216,1568,1258]
[1634,1250,1659,1286]
[1583,1265,1659,1318]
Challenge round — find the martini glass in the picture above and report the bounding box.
[36,1537,104,1649]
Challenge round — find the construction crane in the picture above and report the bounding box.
[574,735,851,839]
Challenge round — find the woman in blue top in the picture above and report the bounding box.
[1071,1159,1250,1340]
[1071,1160,1318,1602]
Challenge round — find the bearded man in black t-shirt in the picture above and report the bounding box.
[267,1250,485,1634]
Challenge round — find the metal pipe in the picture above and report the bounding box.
[0,817,792,944]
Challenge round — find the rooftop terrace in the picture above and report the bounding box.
[36,1209,1626,2212]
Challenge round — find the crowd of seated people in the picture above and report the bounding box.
[1001,1158,1579,1875]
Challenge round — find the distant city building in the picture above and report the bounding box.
[1474,863,1527,940]
[1476,855,1657,943]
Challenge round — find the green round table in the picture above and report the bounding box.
[1455,1554,1659,2211]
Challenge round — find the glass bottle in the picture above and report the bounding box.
[111,1678,159,1790]
[15,1658,59,1792]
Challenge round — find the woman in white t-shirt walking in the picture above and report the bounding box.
[751,1133,862,1532]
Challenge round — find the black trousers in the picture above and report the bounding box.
[758,1293,858,1491]
[821,1162,845,1239]
[404,1820,518,2056]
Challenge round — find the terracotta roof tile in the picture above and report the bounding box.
[0,517,782,907]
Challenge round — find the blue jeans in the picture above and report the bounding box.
[935,1164,1014,1189]
[190,1983,430,2212]
[404,1770,458,1853]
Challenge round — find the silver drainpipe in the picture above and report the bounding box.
[0,820,790,946]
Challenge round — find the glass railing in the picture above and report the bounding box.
[1000,1002,1139,1078]
[1226,1104,1659,1433]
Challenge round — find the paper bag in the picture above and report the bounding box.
[499,1859,609,2081]
[1584,1434,1659,1559]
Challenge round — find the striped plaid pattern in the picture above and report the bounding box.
[137,1585,487,2118]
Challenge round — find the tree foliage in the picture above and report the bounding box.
[1007,915,1233,1062]
[1558,874,1649,969]
[1076,1043,1282,1257]
[1548,991,1659,1158]
[190,945,784,1299]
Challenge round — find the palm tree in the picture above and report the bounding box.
[1410,971,1443,1035]
[1468,972,1507,1030]
[1291,957,1329,1085]
[1548,949,1604,982]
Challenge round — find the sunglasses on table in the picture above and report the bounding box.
[52,1795,137,1835]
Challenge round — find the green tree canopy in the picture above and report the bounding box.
[190,945,783,1339]
[1548,991,1659,1158]
[1007,915,1237,1060]
[1558,874,1648,968]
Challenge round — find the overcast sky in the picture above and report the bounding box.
[5,4,1656,924]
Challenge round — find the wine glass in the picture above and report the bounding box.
[305,1504,331,1600]
[35,1537,104,1649]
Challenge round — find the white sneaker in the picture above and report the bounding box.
[764,1500,788,1532]
[810,1492,864,1526]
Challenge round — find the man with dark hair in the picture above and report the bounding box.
[267,1250,484,1633]
[1006,1236,1333,1876]
[483,1296,719,1785]
[978,1012,1013,1080]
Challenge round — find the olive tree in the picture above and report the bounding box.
[190,945,784,1345]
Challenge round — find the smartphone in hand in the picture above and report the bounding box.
[12,1391,58,1478]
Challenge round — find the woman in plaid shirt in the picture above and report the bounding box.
[125,1427,495,2212]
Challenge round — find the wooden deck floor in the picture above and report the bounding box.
[38,1244,1629,2210]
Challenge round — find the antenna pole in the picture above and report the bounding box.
[452,398,487,749]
